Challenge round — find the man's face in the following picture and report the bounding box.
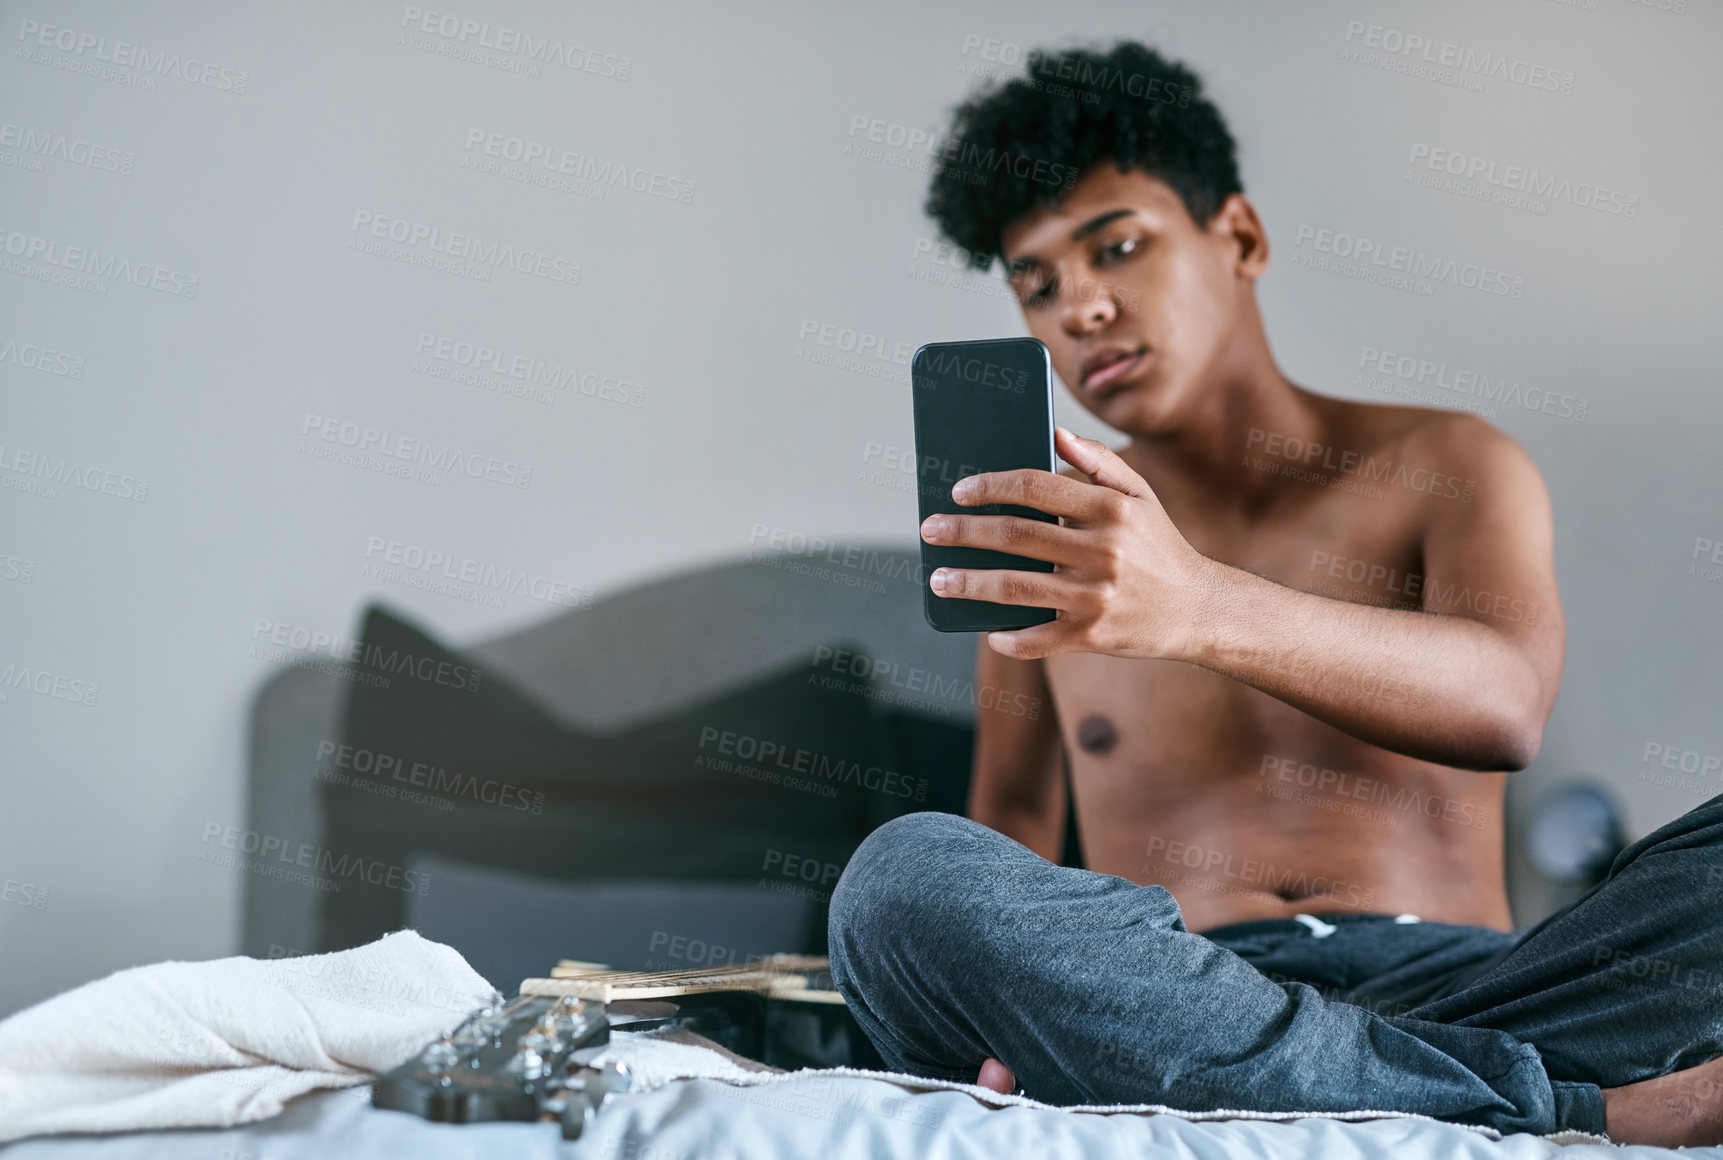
[998,164,1256,435]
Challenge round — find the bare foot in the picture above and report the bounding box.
[1602,1053,1723,1146]
[976,1057,1016,1094]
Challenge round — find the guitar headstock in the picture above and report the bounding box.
[372,954,853,1137]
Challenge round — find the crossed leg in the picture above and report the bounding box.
[828,812,1597,1136]
[830,802,1723,1141]
[1406,791,1723,1145]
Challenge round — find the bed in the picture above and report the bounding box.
[143,547,1703,1158]
[0,1068,1714,1160]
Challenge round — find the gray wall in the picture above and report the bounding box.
[2,0,1719,1016]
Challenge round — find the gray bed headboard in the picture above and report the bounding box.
[242,545,977,959]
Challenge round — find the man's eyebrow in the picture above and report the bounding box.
[1070,208,1136,242]
[1005,208,1138,274]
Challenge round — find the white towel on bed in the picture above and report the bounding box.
[0,930,498,1143]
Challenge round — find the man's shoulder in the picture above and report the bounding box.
[1337,398,1540,490]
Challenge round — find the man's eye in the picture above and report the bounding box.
[1017,277,1056,306]
[1098,236,1141,263]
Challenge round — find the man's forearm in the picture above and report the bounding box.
[1181,559,1549,771]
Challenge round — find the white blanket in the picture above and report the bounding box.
[589,1027,1613,1148]
[0,938,1613,1151]
[0,931,497,1143]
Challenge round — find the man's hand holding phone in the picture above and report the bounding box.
[920,426,1216,662]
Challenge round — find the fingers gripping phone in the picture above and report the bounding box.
[911,337,1058,632]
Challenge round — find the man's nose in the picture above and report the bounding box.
[1062,286,1117,335]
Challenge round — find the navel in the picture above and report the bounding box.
[1076,714,1118,755]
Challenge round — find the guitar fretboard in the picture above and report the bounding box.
[518,954,841,1003]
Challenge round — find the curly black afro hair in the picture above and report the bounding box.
[926,41,1243,268]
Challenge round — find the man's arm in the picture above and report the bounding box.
[1191,420,1563,770]
[967,639,1066,859]
[921,424,1564,773]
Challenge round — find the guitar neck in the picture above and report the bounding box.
[519,954,836,1003]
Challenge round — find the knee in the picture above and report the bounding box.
[831,812,969,925]
[828,812,993,974]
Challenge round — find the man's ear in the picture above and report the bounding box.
[1211,193,1270,279]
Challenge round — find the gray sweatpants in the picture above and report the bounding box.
[828,796,1723,1136]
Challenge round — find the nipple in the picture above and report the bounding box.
[1076,714,1118,755]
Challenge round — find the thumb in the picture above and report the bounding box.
[1054,426,1150,498]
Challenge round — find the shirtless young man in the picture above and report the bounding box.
[828,42,1723,1146]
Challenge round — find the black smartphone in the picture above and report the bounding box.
[911,337,1058,633]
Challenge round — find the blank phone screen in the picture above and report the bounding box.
[911,337,1058,632]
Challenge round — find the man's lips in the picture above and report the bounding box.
[1080,345,1148,394]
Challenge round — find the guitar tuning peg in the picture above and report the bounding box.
[598,1060,635,1096]
[420,1037,460,1072]
[504,1044,549,1079]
